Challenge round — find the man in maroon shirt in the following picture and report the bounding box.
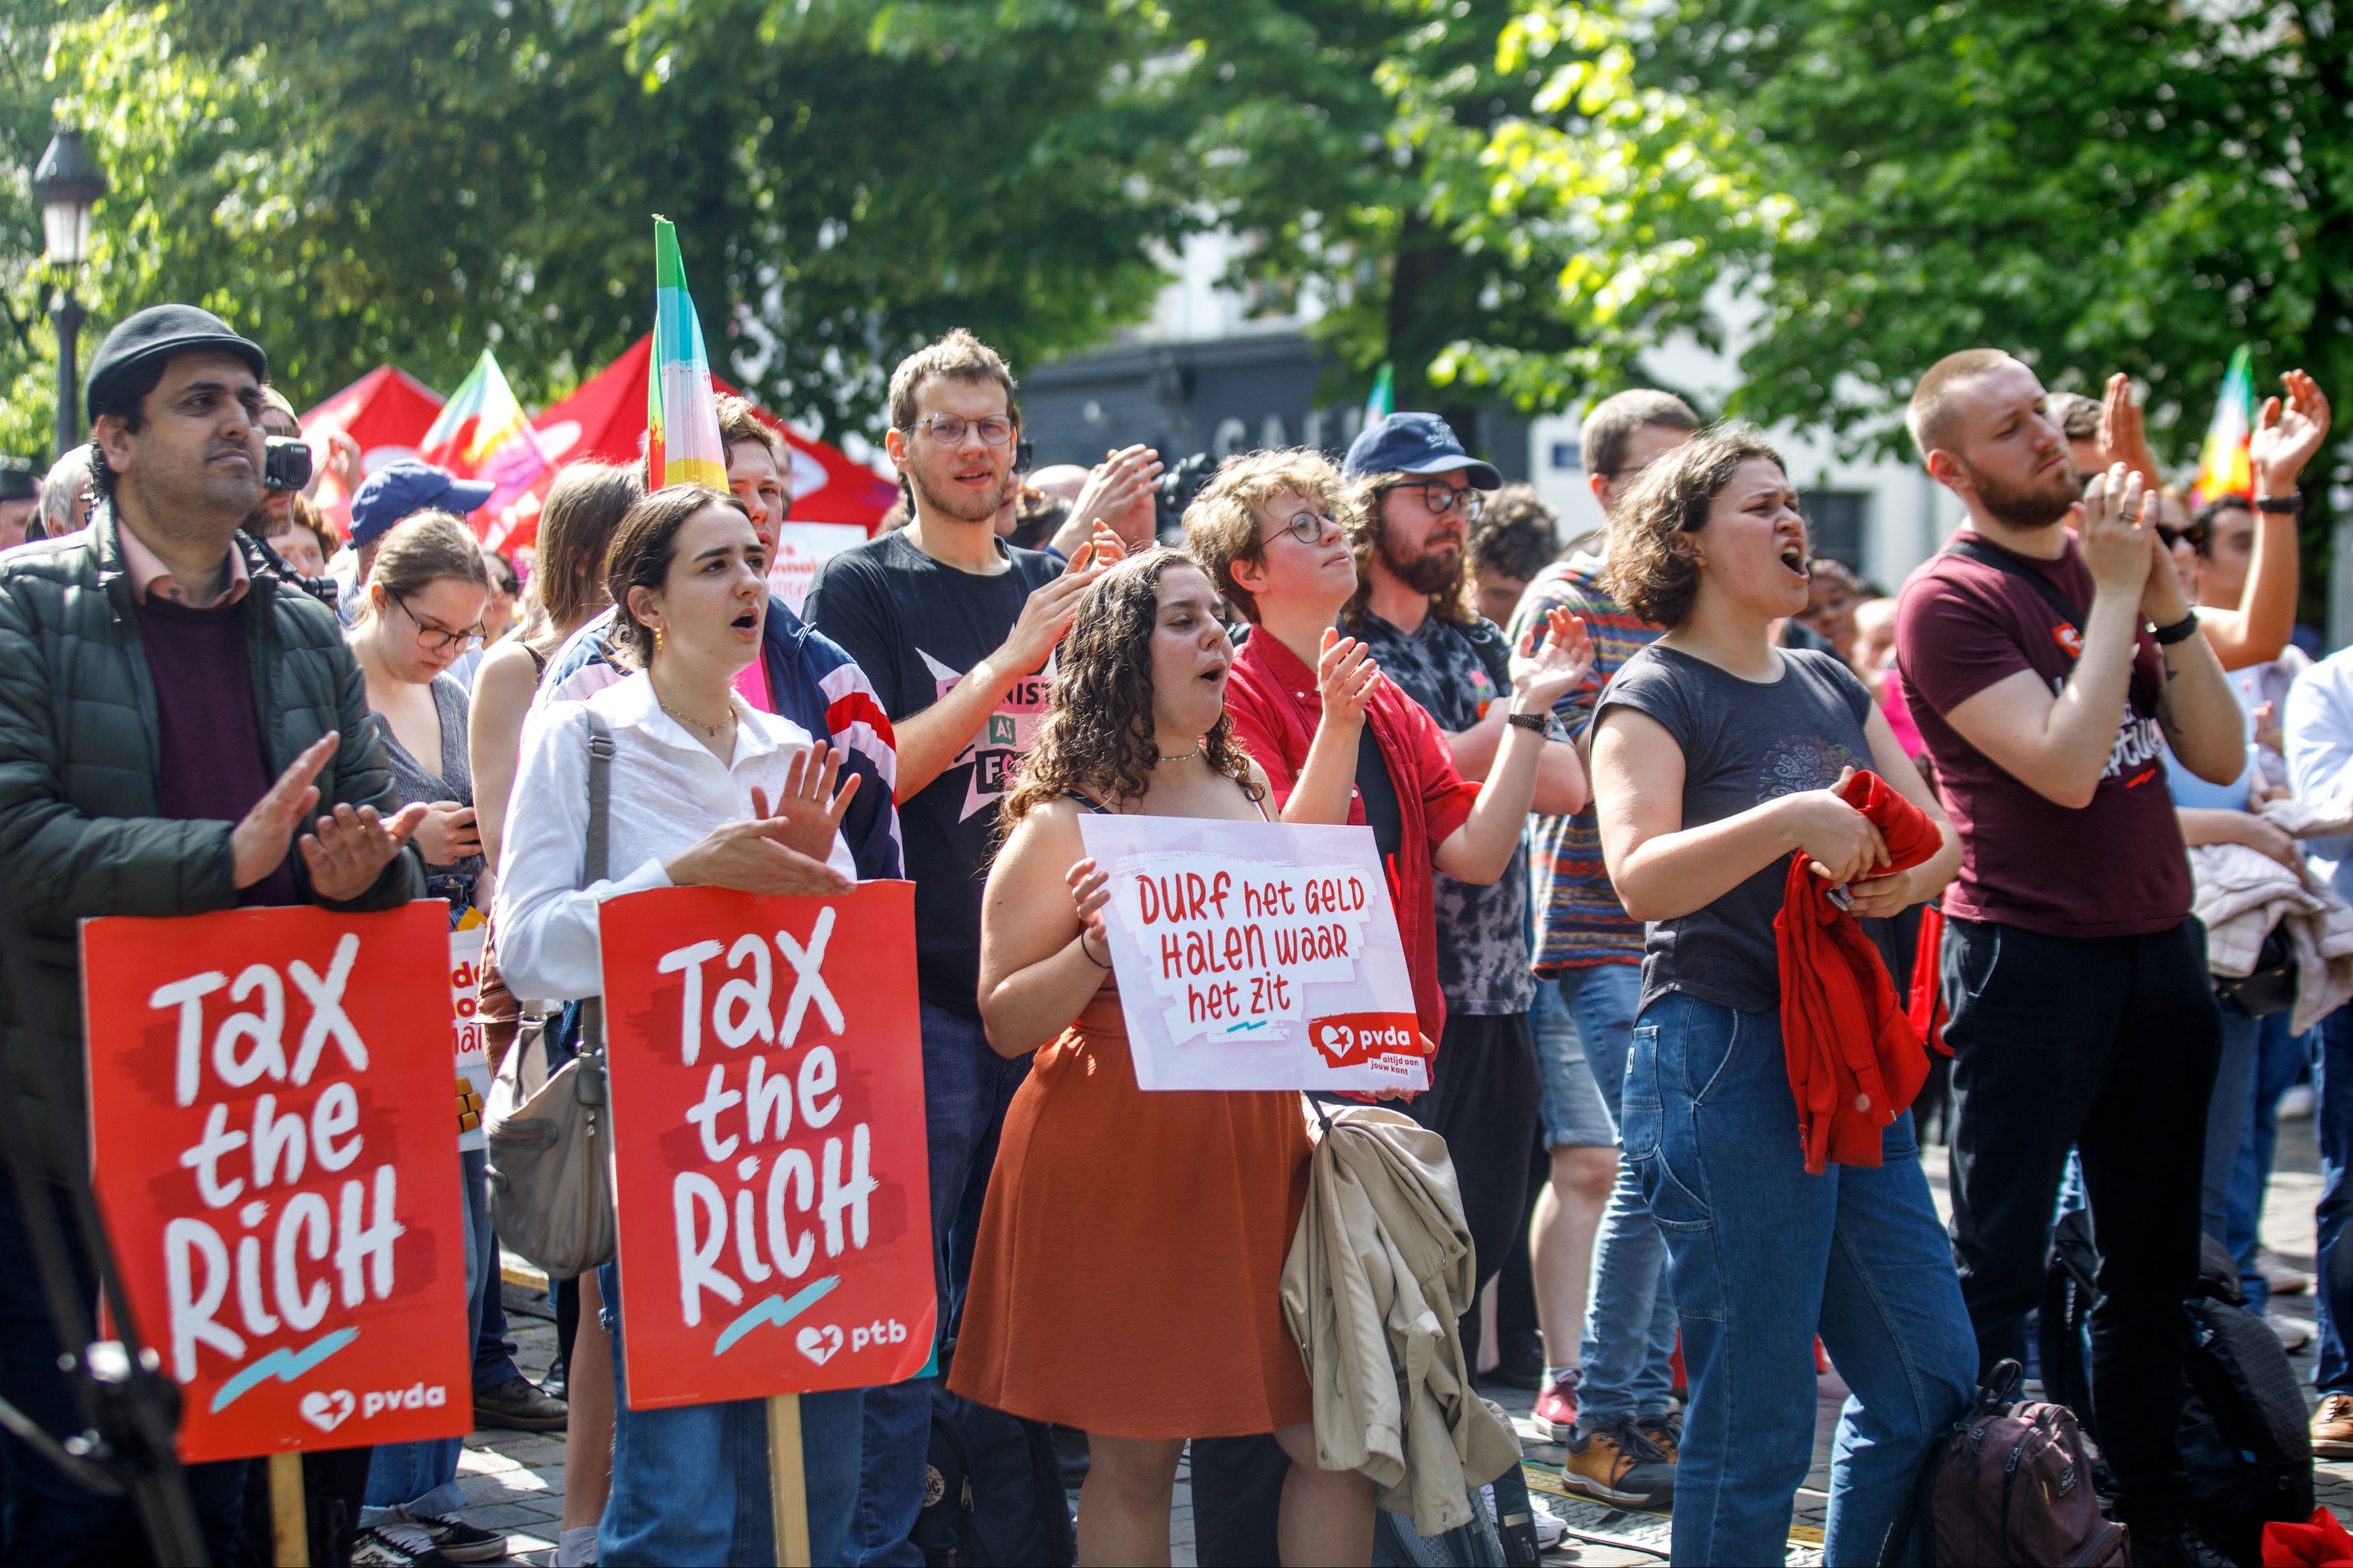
[1895,348,2245,1564]
[0,304,424,1564]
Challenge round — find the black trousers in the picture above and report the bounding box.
[1942,915,2220,1515]
[1407,1010,1541,1368]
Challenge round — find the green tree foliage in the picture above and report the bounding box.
[0,0,1197,449]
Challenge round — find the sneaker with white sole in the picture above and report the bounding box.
[1560,1417,1675,1508]
[387,1507,506,1564]
[1533,1369,1580,1440]
[351,1523,456,1567]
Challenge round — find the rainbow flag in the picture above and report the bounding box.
[417,347,548,523]
[2193,345,2256,505]
[649,217,728,492]
[1365,362,1394,423]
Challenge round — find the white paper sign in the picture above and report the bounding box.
[768,523,868,615]
[1076,816,1430,1091]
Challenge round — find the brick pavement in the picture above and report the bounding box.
[446,1110,2348,1564]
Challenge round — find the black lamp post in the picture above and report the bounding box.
[31,128,106,461]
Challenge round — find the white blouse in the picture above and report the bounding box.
[493,670,858,1003]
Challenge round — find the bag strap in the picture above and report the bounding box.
[579,710,616,1075]
[1943,536,2088,652]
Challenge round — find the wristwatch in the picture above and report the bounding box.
[2256,493,2304,515]
[2153,610,2202,646]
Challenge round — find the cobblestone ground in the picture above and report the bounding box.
[453,1112,2350,1565]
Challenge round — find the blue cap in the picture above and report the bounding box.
[1342,411,1501,490]
[348,459,496,546]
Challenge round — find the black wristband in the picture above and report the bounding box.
[2153,610,2202,646]
[2257,492,2304,515]
[1507,710,1549,734]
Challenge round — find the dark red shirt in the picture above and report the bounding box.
[1895,530,2188,937]
[133,595,297,906]
[1223,629,1481,1044]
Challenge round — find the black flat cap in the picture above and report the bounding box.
[0,458,34,503]
[85,304,267,423]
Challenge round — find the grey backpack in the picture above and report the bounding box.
[484,709,618,1279]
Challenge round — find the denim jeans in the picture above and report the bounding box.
[1555,963,1678,1425]
[2227,1013,2308,1307]
[2203,1001,2262,1246]
[595,1257,865,1565]
[2313,1006,2353,1393]
[1627,993,1977,1567]
[849,1002,1030,1567]
[367,1148,510,1515]
[0,1178,250,1566]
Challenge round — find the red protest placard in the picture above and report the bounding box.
[598,881,932,1410]
[81,903,471,1462]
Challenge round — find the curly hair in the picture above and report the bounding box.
[1602,423,1788,629]
[1181,447,1354,624]
[999,547,1263,830]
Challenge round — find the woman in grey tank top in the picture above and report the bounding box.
[1585,425,1973,1566]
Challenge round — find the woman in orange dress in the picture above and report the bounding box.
[950,546,1384,1566]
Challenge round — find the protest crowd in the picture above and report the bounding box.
[7,284,2353,1568]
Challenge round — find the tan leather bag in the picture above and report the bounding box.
[484,709,617,1279]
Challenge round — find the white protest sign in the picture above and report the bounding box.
[1076,816,1430,1091]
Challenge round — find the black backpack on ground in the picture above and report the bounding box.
[2038,1208,2313,1563]
[911,1385,1076,1568]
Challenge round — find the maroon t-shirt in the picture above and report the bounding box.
[1895,530,2188,937]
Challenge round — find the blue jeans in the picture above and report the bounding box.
[1553,964,1678,1425]
[595,1258,864,1565]
[367,1147,512,1514]
[2227,1013,2307,1306]
[2202,1001,2262,1246]
[849,1002,1030,1567]
[2313,1007,2353,1393]
[1627,994,1977,1567]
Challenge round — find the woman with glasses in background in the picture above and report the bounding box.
[343,510,530,1560]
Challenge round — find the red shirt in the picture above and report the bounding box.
[1223,629,1482,1044]
[1895,531,2189,938]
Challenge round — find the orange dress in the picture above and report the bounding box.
[947,993,1315,1439]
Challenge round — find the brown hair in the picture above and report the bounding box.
[1907,348,2017,460]
[530,460,644,651]
[274,491,341,566]
[605,485,754,666]
[1181,447,1353,624]
[999,548,1261,829]
[359,510,490,622]
[2043,391,2101,442]
[1602,423,1788,629]
[886,328,1019,434]
[1581,389,1700,477]
[715,394,783,465]
[1469,484,1560,584]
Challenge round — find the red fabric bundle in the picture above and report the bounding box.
[2266,1507,2353,1566]
[1907,900,1950,1052]
[1774,770,1942,1174]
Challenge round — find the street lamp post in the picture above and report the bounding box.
[31,128,106,461]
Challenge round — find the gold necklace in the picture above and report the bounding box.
[659,695,737,739]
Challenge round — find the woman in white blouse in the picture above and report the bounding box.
[494,484,861,1567]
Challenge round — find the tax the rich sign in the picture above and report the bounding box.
[1076,817,1430,1092]
[81,903,471,1462]
[597,881,932,1410]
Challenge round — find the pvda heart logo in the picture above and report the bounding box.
[795,1324,844,1366]
[299,1389,355,1433]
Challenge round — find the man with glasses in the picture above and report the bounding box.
[803,328,1103,1567]
[1506,388,1696,1508]
[1340,413,1590,1383]
[335,458,494,627]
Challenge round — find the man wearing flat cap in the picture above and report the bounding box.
[0,303,427,1562]
[0,458,38,550]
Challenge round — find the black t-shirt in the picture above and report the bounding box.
[1354,726,1404,863]
[803,529,1065,1018]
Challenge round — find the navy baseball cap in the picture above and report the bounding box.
[1342,411,1501,490]
[348,458,496,546]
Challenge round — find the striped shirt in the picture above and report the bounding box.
[1506,554,1660,971]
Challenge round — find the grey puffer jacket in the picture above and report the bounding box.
[0,507,423,1178]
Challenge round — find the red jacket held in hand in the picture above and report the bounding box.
[1774,769,1945,1174]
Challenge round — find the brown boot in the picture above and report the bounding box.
[2313,1391,2353,1458]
